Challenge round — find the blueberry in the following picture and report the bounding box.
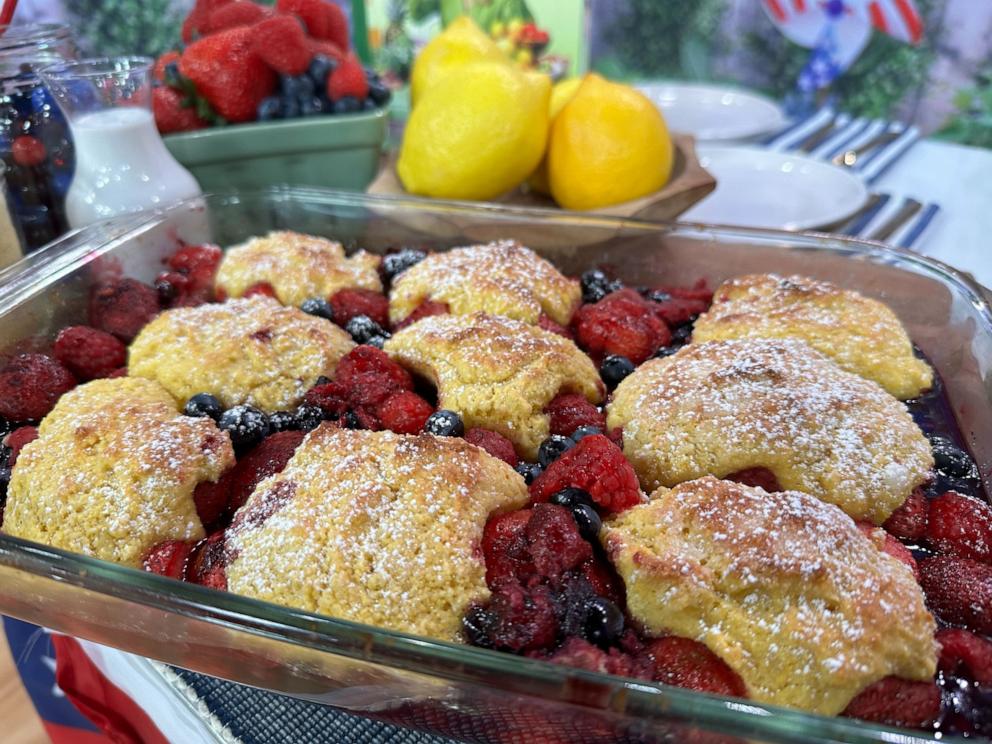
[600,355,635,389]
[345,314,387,344]
[931,437,977,479]
[280,95,301,119]
[184,393,223,421]
[462,604,495,648]
[279,74,314,98]
[382,248,427,281]
[571,502,602,541]
[218,405,270,450]
[256,96,281,121]
[571,425,602,442]
[333,96,361,114]
[368,80,391,106]
[0,445,9,469]
[0,465,10,500]
[342,410,362,429]
[583,597,624,649]
[365,334,388,349]
[300,297,334,321]
[549,486,594,509]
[538,434,574,468]
[653,345,680,359]
[300,95,324,116]
[515,461,542,484]
[671,324,693,345]
[294,404,324,432]
[580,269,611,304]
[154,276,177,304]
[424,409,464,437]
[0,415,11,438]
[307,55,335,87]
[646,289,672,303]
[268,410,299,433]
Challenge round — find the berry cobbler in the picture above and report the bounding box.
[0,231,989,737]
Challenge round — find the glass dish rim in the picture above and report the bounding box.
[0,187,986,744]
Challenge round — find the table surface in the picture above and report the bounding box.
[872,139,991,288]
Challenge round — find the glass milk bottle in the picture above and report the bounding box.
[40,56,200,228]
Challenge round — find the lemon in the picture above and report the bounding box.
[548,73,674,211]
[398,62,551,201]
[410,16,508,107]
[528,76,582,195]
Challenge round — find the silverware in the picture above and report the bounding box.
[832,130,900,167]
[868,198,922,242]
[819,193,885,234]
[795,112,840,152]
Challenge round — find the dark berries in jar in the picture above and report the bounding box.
[268,410,299,433]
[583,596,624,649]
[300,297,334,321]
[184,393,223,421]
[218,405,270,450]
[538,434,574,468]
[382,248,427,281]
[600,355,635,389]
[515,461,542,484]
[424,409,464,437]
[345,315,388,345]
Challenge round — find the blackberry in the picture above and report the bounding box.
[184,393,223,421]
[218,405,270,450]
[294,404,325,432]
[462,604,496,648]
[424,409,464,437]
[538,434,574,468]
[382,248,427,281]
[599,355,635,389]
[931,437,978,479]
[671,324,693,345]
[300,297,334,321]
[268,410,299,433]
[345,315,387,345]
[580,269,611,304]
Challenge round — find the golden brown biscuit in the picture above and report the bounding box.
[606,338,932,524]
[3,377,233,567]
[692,274,932,399]
[128,296,354,412]
[384,313,603,459]
[388,240,581,326]
[215,231,381,306]
[602,477,937,715]
[226,427,529,642]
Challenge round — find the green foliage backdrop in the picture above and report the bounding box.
[67,0,183,58]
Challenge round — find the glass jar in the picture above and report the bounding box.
[0,24,77,254]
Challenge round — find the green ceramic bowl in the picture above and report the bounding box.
[163,109,388,192]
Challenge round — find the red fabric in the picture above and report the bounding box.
[43,721,112,744]
[52,636,169,744]
[894,0,923,42]
[764,0,787,21]
[869,1,889,33]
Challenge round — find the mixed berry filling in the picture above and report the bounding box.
[0,240,989,736]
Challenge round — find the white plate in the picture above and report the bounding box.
[636,82,788,142]
[680,146,869,231]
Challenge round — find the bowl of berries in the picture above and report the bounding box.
[153,0,391,193]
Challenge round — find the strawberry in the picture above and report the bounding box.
[937,628,992,685]
[646,636,748,697]
[919,555,992,635]
[192,471,233,528]
[0,354,75,422]
[464,427,518,467]
[226,430,305,515]
[182,0,233,42]
[841,676,940,728]
[303,381,350,418]
[180,26,276,123]
[88,278,160,342]
[574,288,671,364]
[328,288,389,328]
[525,503,592,580]
[326,55,368,101]
[307,38,346,64]
[153,86,209,134]
[544,392,605,438]
[162,243,222,304]
[320,0,350,51]
[376,390,433,435]
[925,491,992,564]
[11,135,46,167]
[142,540,195,580]
[882,487,928,541]
[395,300,447,330]
[648,280,712,327]
[152,51,181,82]
[53,326,127,381]
[856,522,919,579]
[335,346,412,396]
[277,0,348,47]
[206,0,269,33]
[537,314,573,340]
[4,426,38,466]
[251,15,311,76]
[187,531,228,589]
[529,434,642,514]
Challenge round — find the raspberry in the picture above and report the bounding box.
[537,314,573,340]
[329,288,389,328]
[464,428,518,467]
[544,392,605,438]
[376,391,433,435]
[207,0,269,32]
[53,326,127,381]
[481,509,533,589]
[335,346,412,400]
[882,487,928,541]
[11,135,45,167]
[726,467,782,492]
[486,582,558,652]
[646,636,748,697]
[919,555,992,635]
[192,472,233,528]
[142,540,194,580]
[547,637,654,680]
[187,532,228,590]
[4,426,38,466]
[226,430,306,515]
[574,288,671,364]
[276,0,335,40]
[166,243,222,293]
[88,278,160,341]
[326,55,368,101]
[251,14,310,75]
[525,504,592,581]
[243,282,277,299]
[841,676,940,728]
[529,434,642,514]
[395,300,448,330]
[303,381,350,418]
[0,354,76,422]
[925,491,992,563]
[856,522,918,579]
[937,628,992,685]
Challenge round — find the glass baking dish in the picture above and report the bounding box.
[0,189,989,744]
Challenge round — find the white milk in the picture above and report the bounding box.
[66,107,201,228]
